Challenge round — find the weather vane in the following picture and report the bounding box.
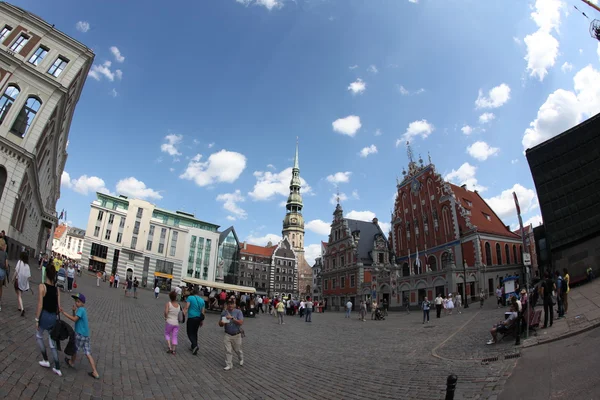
[406,141,413,163]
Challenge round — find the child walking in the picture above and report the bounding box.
[61,293,100,379]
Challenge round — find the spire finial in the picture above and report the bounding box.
[428,151,432,165]
[406,141,413,163]
[336,185,341,205]
[294,137,299,170]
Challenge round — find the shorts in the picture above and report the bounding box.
[0,268,6,282]
[75,333,92,355]
[495,324,508,332]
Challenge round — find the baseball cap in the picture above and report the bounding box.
[71,293,86,303]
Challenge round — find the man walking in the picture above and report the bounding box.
[435,294,443,318]
[219,300,244,371]
[345,300,353,318]
[305,296,313,322]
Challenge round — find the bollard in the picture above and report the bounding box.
[445,374,458,400]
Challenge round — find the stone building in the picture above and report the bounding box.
[52,223,85,260]
[389,148,524,307]
[270,236,298,298]
[513,224,538,278]
[321,199,391,310]
[281,141,312,297]
[0,2,94,258]
[83,193,220,290]
[311,241,326,302]
[237,241,275,296]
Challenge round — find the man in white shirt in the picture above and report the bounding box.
[175,286,183,301]
[257,295,264,313]
[345,301,353,318]
[299,300,305,318]
[435,294,443,318]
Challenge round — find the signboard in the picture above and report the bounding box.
[523,253,531,266]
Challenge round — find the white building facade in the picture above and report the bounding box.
[52,223,84,260]
[0,3,94,259]
[82,193,220,290]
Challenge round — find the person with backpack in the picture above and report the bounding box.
[538,271,556,328]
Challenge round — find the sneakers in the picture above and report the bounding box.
[192,346,199,355]
[39,360,51,368]
[223,365,232,371]
[52,368,62,377]
[239,359,244,366]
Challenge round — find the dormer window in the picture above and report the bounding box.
[482,213,491,221]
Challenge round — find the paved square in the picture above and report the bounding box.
[0,273,522,399]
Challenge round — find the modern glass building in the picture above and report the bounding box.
[217,226,240,283]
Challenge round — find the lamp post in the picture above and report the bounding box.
[459,227,469,308]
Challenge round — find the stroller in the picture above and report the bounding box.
[56,269,67,291]
[374,307,385,321]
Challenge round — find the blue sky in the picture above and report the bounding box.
[16,0,600,265]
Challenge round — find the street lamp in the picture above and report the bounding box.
[459,227,469,308]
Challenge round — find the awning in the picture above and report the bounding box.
[154,272,173,279]
[90,256,107,263]
[181,277,256,294]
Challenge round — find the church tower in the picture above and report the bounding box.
[282,140,312,296]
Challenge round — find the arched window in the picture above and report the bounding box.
[11,97,41,137]
[495,243,502,265]
[505,244,510,264]
[0,85,20,124]
[485,242,492,266]
[0,166,6,201]
[402,262,410,277]
[441,252,451,269]
[428,255,437,272]
[413,257,421,275]
[513,245,518,264]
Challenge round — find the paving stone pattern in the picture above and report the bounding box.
[0,271,524,400]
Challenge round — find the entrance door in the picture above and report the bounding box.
[142,257,150,287]
[417,289,426,304]
[382,292,390,306]
[469,282,475,301]
[435,285,445,297]
[488,278,494,296]
[402,290,409,305]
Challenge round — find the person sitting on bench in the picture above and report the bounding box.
[487,305,518,345]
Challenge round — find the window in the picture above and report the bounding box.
[160,228,167,239]
[90,243,108,259]
[128,253,135,261]
[158,243,164,254]
[332,278,336,289]
[441,252,451,269]
[495,243,502,265]
[119,217,125,228]
[341,277,345,288]
[0,85,19,124]
[48,57,68,77]
[10,96,41,137]
[131,236,137,249]
[9,34,29,52]
[108,214,115,224]
[0,26,12,42]
[464,199,472,207]
[136,207,143,218]
[116,233,122,243]
[149,225,155,236]
[133,221,140,234]
[146,240,153,251]
[104,229,111,240]
[505,244,510,264]
[170,231,178,256]
[97,211,104,221]
[378,253,384,263]
[485,242,492,266]
[513,245,518,264]
[482,213,492,221]
[276,267,280,273]
[156,259,174,275]
[28,46,48,66]
[93,226,100,237]
[324,280,328,290]
[350,275,355,287]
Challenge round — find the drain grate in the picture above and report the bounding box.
[504,353,521,360]
[481,356,499,363]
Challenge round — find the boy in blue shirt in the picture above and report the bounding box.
[61,293,100,379]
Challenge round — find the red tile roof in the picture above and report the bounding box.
[54,224,68,239]
[450,184,520,239]
[321,241,328,249]
[240,243,276,257]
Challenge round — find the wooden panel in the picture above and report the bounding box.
[2,25,24,46]
[19,33,40,58]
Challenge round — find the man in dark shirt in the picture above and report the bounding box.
[538,271,556,328]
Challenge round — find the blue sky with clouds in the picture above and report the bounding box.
[14,0,600,265]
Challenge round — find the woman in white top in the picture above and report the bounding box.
[13,251,31,317]
[164,290,181,355]
[446,294,455,315]
[66,265,75,292]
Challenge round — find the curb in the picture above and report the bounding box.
[522,320,600,348]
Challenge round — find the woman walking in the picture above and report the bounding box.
[13,252,31,317]
[35,266,62,376]
[164,291,181,355]
[422,297,430,324]
[66,264,75,292]
[276,297,285,325]
[0,240,8,311]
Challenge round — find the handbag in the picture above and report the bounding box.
[178,303,185,324]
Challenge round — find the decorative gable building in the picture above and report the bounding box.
[321,199,391,310]
[389,146,524,307]
[52,223,85,260]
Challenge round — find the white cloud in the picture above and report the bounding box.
[511,159,519,164]
[397,119,434,145]
[513,36,522,45]
[352,190,359,199]
[332,115,361,137]
[180,150,247,187]
[523,214,543,227]
[326,171,352,184]
[306,219,331,236]
[367,65,379,74]
[561,62,573,73]
[115,177,162,200]
[304,244,323,267]
[169,168,175,172]
[330,192,348,205]
[236,0,282,10]
[522,65,600,150]
[216,190,247,220]
[245,233,281,246]
[524,0,563,81]
[208,142,215,148]
[444,162,487,192]
[71,175,109,196]
[75,21,90,33]
[160,134,183,157]
[359,144,378,158]
[478,112,496,124]
[88,61,122,82]
[408,0,418,3]
[266,164,276,170]
[461,125,473,135]
[374,129,382,136]
[226,215,236,221]
[348,78,366,95]
[485,184,537,220]
[398,85,410,96]
[110,46,125,63]
[466,141,499,161]
[349,65,359,70]
[475,83,511,109]
[61,171,72,188]
[597,43,600,62]
[110,88,118,97]
[248,167,312,201]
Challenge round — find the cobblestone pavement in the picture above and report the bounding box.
[0,272,525,400]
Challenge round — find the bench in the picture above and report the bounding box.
[523,308,542,334]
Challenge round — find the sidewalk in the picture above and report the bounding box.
[522,278,600,348]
